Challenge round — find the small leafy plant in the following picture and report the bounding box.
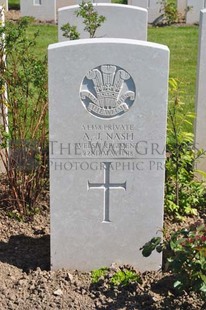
[91,265,141,287]
[110,268,141,287]
[60,23,80,40]
[77,1,106,38]
[141,221,206,296]
[156,0,179,26]
[169,221,206,293]
[165,78,206,219]
[140,237,162,258]
[61,1,106,39]
[91,267,109,284]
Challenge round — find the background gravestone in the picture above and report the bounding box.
[186,0,206,24]
[127,0,162,24]
[20,0,76,22]
[195,9,206,172]
[58,4,148,41]
[177,0,187,19]
[49,38,169,271]
[127,0,147,8]
[0,0,8,11]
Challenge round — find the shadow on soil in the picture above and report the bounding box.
[93,286,155,309]
[0,234,50,272]
[90,275,206,310]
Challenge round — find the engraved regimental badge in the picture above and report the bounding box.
[80,65,136,119]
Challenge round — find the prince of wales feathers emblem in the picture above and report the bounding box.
[80,65,136,119]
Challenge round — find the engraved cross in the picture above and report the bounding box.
[88,162,126,223]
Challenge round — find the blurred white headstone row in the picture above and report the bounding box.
[15,0,206,25]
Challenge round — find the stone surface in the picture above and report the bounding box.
[49,38,169,271]
[177,0,187,19]
[128,0,147,8]
[56,0,76,12]
[20,0,76,23]
[195,9,206,173]
[127,0,162,24]
[186,0,206,24]
[58,4,147,41]
[147,0,162,23]
[76,0,111,2]
[0,0,7,11]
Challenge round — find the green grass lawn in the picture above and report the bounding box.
[148,25,199,115]
[27,24,58,58]
[8,0,20,10]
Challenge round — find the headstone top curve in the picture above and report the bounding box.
[58,3,148,13]
[48,38,169,53]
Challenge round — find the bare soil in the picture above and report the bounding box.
[5,10,20,22]
[0,191,205,310]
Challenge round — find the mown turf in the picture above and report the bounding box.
[8,0,20,10]
[148,25,199,113]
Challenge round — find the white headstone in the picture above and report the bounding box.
[128,0,162,24]
[186,0,206,24]
[127,0,148,8]
[21,0,56,22]
[148,0,163,24]
[177,0,187,19]
[49,38,169,271]
[195,9,206,172]
[20,0,76,23]
[0,1,8,11]
[58,4,148,41]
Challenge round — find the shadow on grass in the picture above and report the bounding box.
[0,234,50,272]
[9,5,20,10]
